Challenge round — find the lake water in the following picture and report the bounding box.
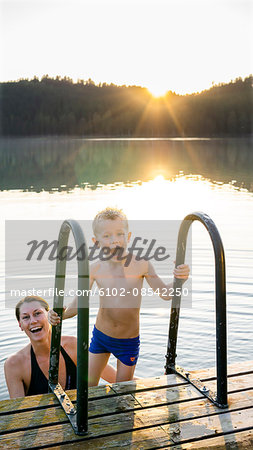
[0,137,252,400]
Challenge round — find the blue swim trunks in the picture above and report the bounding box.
[89,326,140,366]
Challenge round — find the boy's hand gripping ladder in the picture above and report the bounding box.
[165,212,228,408]
[48,219,89,435]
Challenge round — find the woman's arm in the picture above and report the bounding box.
[4,356,25,398]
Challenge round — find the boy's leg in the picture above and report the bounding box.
[101,363,117,383]
[116,359,136,382]
[88,352,110,386]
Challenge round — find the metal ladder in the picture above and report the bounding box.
[165,212,228,408]
[48,212,228,435]
[48,219,89,435]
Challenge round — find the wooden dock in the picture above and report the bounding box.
[0,361,252,449]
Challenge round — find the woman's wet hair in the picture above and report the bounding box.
[15,296,49,321]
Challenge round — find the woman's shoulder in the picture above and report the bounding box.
[61,335,77,346]
[5,344,31,370]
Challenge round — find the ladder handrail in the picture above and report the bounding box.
[165,212,228,408]
[49,219,89,434]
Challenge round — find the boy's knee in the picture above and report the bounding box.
[88,379,99,387]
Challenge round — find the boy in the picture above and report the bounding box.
[49,207,190,386]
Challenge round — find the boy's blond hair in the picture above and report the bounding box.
[92,207,128,236]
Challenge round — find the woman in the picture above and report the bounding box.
[4,296,77,398]
[4,295,116,398]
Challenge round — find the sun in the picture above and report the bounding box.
[153,174,165,183]
[148,84,168,98]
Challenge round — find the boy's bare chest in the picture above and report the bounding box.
[92,260,146,297]
[95,271,143,290]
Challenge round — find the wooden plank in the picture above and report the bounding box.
[0,383,202,434]
[0,373,252,434]
[0,385,115,415]
[191,360,253,380]
[0,389,252,449]
[0,374,186,415]
[172,429,253,449]
[133,383,201,408]
[23,428,253,450]
[104,364,253,396]
[0,364,252,448]
[132,374,253,409]
[111,374,186,394]
[0,375,186,415]
[207,373,253,393]
[31,413,253,450]
[161,407,253,445]
[0,381,205,435]
[124,391,253,431]
[0,394,138,434]
[127,371,253,410]
[54,426,172,449]
[0,392,71,415]
[2,365,251,416]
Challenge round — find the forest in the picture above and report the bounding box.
[0,75,252,137]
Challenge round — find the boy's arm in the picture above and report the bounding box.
[48,271,95,325]
[144,261,190,300]
[63,298,78,319]
[48,299,77,325]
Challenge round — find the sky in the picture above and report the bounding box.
[0,0,252,95]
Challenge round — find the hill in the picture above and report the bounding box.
[0,75,252,137]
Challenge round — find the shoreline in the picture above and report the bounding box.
[0,135,252,141]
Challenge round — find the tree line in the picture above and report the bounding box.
[0,75,252,137]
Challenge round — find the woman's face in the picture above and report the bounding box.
[19,301,50,341]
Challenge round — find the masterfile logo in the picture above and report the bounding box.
[5,219,192,309]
